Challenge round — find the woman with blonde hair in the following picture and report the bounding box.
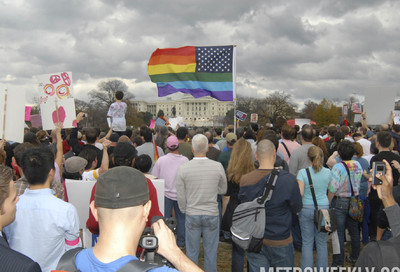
[222,137,255,272]
[297,146,332,269]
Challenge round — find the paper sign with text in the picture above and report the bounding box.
[236,110,247,121]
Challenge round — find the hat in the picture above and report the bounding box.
[95,166,149,209]
[166,135,179,150]
[110,132,120,143]
[226,133,237,144]
[64,156,88,173]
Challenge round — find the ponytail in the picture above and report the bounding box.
[308,146,323,172]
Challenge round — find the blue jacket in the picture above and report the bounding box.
[239,170,302,241]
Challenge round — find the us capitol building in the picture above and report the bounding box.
[132,94,234,127]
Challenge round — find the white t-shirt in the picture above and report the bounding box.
[82,169,100,182]
[107,101,127,132]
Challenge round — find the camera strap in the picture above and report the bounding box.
[56,247,161,272]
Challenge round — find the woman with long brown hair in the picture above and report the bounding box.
[222,138,255,272]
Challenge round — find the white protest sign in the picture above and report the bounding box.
[296,119,312,128]
[364,87,397,125]
[169,117,185,130]
[65,179,96,229]
[150,178,165,216]
[0,89,26,142]
[354,114,362,123]
[394,111,400,125]
[37,72,77,130]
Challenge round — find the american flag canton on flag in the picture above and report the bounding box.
[352,103,362,114]
[196,46,233,73]
[147,45,234,101]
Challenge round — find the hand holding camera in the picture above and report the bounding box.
[371,160,396,208]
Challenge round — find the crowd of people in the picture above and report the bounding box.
[0,92,400,272]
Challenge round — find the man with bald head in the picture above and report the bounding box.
[239,139,302,271]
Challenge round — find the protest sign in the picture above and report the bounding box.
[364,87,397,125]
[250,113,258,123]
[65,179,96,229]
[150,179,165,216]
[30,114,42,128]
[37,72,77,130]
[0,89,26,142]
[25,106,32,121]
[354,114,362,123]
[393,111,400,125]
[235,110,247,121]
[342,105,348,116]
[169,117,185,130]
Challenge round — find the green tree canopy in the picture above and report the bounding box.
[313,99,340,128]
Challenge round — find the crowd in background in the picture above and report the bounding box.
[1,106,400,271]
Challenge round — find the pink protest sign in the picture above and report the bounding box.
[25,106,32,121]
[30,114,42,128]
[150,119,155,129]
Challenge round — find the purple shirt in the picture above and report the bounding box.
[152,153,189,200]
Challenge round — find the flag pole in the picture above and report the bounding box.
[233,45,237,135]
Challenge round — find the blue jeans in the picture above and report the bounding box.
[298,205,328,269]
[331,197,360,266]
[185,215,219,272]
[246,243,294,272]
[232,241,245,272]
[164,197,185,247]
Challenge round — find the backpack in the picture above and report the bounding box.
[55,248,160,272]
[230,169,279,253]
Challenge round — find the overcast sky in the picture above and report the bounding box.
[1,0,399,110]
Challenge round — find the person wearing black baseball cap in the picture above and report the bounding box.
[73,166,202,272]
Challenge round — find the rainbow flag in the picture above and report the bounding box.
[148,46,234,101]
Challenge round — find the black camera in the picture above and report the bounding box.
[372,161,386,185]
[139,217,177,267]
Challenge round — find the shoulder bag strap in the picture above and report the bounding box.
[281,142,291,158]
[341,161,355,196]
[306,168,319,210]
[117,259,161,272]
[258,169,280,204]
[56,247,84,271]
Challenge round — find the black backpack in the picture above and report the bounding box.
[56,248,161,272]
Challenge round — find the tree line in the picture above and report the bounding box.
[30,79,363,130]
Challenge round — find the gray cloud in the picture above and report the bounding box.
[0,0,399,109]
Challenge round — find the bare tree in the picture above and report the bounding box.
[261,91,296,125]
[88,80,133,107]
[302,100,318,119]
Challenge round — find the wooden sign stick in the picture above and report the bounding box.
[55,99,60,124]
[2,89,7,140]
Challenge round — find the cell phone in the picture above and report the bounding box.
[372,162,386,185]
